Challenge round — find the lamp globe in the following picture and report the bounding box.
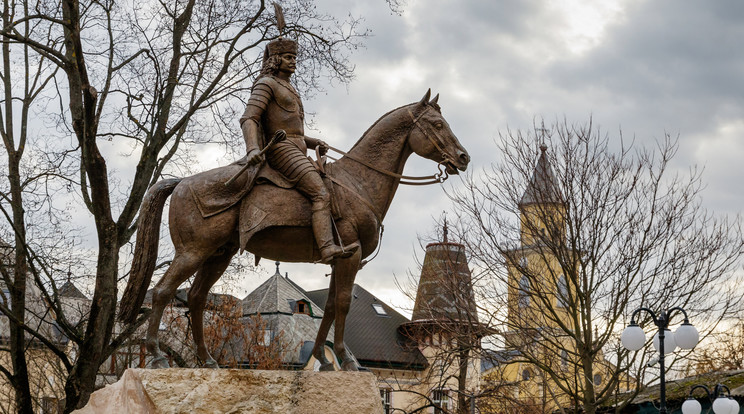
[712,396,736,414]
[675,322,699,350]
[652,328,677,354]
[681,398,702,414]
[621,324,645,351]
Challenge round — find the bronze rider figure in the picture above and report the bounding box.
[240,37,357,264]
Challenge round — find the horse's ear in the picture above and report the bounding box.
[418,89,432,106]
[429,93,439,105]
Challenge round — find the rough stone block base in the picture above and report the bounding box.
[74,368,383,414]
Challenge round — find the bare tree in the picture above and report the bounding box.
[445,120,744,414]
[683,319,744,376]
[1,0,368,411]
[153,295,294,370]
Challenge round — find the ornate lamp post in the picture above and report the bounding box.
[682,384,740,414]
[621,307,700,413]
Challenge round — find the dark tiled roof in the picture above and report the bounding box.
[58,281,88,300]
[411,241,478,323]
[306,284,427,370]
[242,272,323,318]
[519,145,563,206]
[629,369,744,403]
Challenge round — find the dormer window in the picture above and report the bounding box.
[294,299,311,315]
[372,303,388,316]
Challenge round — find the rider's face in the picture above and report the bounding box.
[278,53,296,75]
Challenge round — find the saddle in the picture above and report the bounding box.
[186,156,346,253]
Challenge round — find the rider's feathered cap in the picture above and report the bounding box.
[265,38,297,58]
[264,3,297,59]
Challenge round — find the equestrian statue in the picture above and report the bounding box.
[118,29,470,371]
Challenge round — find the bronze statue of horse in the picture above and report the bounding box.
[118,89,469,370]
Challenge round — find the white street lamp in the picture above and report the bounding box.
[621,307,698,414]
[683,384,739,414]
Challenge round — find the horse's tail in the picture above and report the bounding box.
[118,178,182,324]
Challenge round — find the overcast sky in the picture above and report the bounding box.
[219,0,744,317]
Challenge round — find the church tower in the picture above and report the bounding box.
[484,145,625,412]
[506,144,572,343]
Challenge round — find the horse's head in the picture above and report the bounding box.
[407,89,470,175]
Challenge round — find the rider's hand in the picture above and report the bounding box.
[247,149,264,166]
[318,140,329,156]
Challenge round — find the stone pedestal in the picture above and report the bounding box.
[75,368,383,414]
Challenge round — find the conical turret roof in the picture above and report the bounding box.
[519,144,563,207]
[410,224,478,323]
[59,281,88,300]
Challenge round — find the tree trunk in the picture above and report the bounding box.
[59,0,119,410]
[2,1,33,410]
[457,347,470,414]
[581,353,596,414]
[8,164,33,414]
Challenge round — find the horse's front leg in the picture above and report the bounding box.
[189,245,237,368]
[332,250,362,371]
[147,252,204,368]
[312,266,336,371]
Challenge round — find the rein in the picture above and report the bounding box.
[324,144,449,185]
[323,105,452,186]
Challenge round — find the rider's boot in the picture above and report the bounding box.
[312,206,358,264]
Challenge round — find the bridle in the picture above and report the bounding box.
[323,104,454,186]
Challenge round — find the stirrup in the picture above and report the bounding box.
[318,242,360,264]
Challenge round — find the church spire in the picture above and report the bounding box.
[443,217,449,243]
[519,144,562,208]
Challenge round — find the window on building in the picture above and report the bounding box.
[294,300,311,315]
[518,275,530,308]
[560,350,568,370]
[372,303,388,316]
[41,396,61,414]
[258,329,272,346]
[594,374,602,386]
[556,274,568,308]
[380,388,392,414]
[431,389,450,414]
[522,368,532,381]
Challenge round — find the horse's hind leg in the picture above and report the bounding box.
[188,244,238,368]
[147,251,205,368]
[312,266,337,371]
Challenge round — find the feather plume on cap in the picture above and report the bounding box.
[273,2,286,36]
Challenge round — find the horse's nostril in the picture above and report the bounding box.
[459,152,470,164]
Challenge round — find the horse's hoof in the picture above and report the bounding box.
[151,356,170,369]
[319,362,335,372]
[341,360,359,372]
[203,359,219,369]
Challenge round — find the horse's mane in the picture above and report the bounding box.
[346,100,442,152]
[348,103,413,152]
